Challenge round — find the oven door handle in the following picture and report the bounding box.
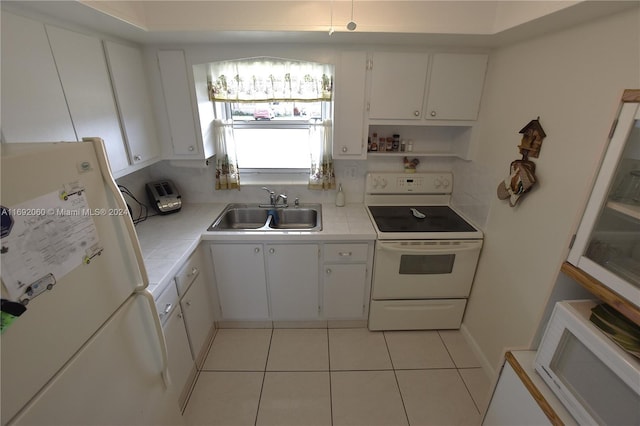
[378,242,482,253]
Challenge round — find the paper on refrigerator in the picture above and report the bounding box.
[0,183,102,303]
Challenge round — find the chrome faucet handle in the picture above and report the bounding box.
[261,187,276,205]
[294,197,300,207]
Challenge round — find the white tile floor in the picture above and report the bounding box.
[184,328,492,426]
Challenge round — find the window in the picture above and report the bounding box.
[208,58,334,174]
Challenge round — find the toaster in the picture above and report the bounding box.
[145,180,182,215]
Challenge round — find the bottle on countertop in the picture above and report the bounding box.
[335,184,345,207]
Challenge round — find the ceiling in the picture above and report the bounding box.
[2,1,637,47]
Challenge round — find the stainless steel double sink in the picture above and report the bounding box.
[208,203,322,232]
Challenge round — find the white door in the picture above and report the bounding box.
[164,307,195,408]
[0,12,76,142]
[210,244,269,320]
[181,276,215,366]
[103,41,160,166]
[10,295,184,426]
[425,53,488,121]
[368,52,429,120]
[266,244,319,320]
[323,264,367,319]
[333,51,367,158]
[45,25,129,173]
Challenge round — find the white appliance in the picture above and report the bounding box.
[0,139,184,425]
[365,172,483,330]
[535,300,640,426]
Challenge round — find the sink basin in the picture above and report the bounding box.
[208,203,322,232]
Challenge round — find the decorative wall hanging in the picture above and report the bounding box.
[497,118,546,207]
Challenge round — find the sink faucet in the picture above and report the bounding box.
[276,194,288,207]
[261,187,276,206]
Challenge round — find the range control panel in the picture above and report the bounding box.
[366,172,453,194]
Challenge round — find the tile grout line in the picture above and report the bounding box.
[437,331,482,415]
[383,331,411,426]
[254,328,274,426]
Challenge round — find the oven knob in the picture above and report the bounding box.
[434,178,442,188]
[442,178,451,189]
[380,178,388,188]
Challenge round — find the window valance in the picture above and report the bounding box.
[207,57,333,102]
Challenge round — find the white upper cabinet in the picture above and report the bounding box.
[1,12,76,142]
[367,51,488,123]
[333,51,368,159]
[45,26,129,174]
[104,41,160,167]
[157,50,208,158]
[368,52,430,120]
[425,53,488,121]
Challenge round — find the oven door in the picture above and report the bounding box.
[372,240,482,299]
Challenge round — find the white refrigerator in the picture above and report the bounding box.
[0,139,184,425]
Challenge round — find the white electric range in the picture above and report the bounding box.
[364,172,483,330]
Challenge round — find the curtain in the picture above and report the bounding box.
[308,119,335,190]
[213,120,240,190]
[208,57,333,102]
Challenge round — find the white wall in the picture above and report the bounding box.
[461,7,640,377]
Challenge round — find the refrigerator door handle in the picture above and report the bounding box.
[138,289,171,389]
[87,137,149,291]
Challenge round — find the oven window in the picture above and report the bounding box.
[399,254,455,275]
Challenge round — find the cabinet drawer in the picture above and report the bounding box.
[324,244,369,262]
[175,251,203,296]
[155,282,179,326]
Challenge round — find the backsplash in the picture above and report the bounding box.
[116,155,491,230]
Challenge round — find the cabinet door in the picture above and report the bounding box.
[1,12,76,142]
[45,26,129,174]
[157,50,201,157]
[181,275,215,365]
[104,41,160,166]
[323,264,367,319]
[483,361,550,425]
[568,100,640,304]
[266,244,319,320]
[164,307,195,407]
[425,53,488,121]
[333,51,367,158]
[368,52,429,120]
[210,244,269,320]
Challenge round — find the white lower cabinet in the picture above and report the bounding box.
[175,247,216,368]
[323,264,367,319]
[266,244,319,320]
[180,276,215,367]
[163,305,195,409]
[210,243,269,320]
[210,241,373,322]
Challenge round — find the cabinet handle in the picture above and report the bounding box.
[188,145,195,151]
[186,300,192,307]
[342,146,348,153]
[430,111,437,117]
[339,251,352,257]
[190,267,198,277]
[326,268,332,274]
[269,248,275,254]
[133,154,142,162]
[178,313,183,319]
[163,303,172,315]
[254,247,260,253]
[414,110,420,117]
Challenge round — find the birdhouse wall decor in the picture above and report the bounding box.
[496,117,546,208]
[518,117,546,160]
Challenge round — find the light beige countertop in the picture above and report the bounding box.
[134,203,376,298]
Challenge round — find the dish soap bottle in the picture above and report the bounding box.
[335,184,345,207]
